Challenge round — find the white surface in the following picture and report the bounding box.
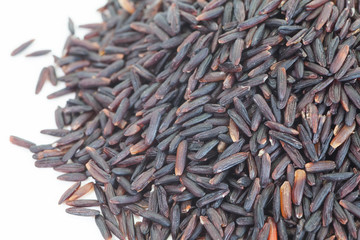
[0,0,109,239]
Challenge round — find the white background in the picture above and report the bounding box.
[0,0,112,239]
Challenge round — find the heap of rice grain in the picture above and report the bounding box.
[10,0,360,239]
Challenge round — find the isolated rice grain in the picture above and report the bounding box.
[10,39,35,56]
[26,49,51,57]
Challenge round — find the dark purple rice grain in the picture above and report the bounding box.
[237,14,269,31]
[95,215,112,240]
[85,160,111,183]
[26,49,52,57]
[10,39,35,56]
[57,182,81,205]
[65,207,100,217]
